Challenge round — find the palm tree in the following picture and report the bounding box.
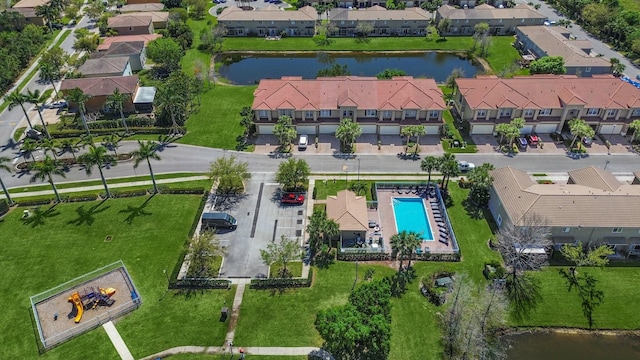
[26,89,51,139]
[35,4,59,32]
[401,125,426,155]
[58,139,81,161]
[132,141,161,194]
[39,62,61,99]
[569,118,595,150]
[21,139,40,162]
[335,118,362,153]
[79,145,115,198]
[66,87,92,136]
[610,58,625,76]
[306,209,340,255]
[439,153,459,191]
[390,230,411,270]
[154,85,184,136]
[102,133,121,156]
[40,137,58,160]
[629,119,640,143]
[106,88,130,134]
[421,155,439,188]
[6,90,35,130]
[0,156,15,205]
[404,231,422,268]
[29,155,66,202]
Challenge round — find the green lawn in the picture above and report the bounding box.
[182,13,217,76]
[484,36,528,76]
[618,0,640,11]
[0,195,234,359]
[178,85,255,149]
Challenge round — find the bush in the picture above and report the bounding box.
[189,191,209,238]
[458,177,473,189]
[312,186,317,199]
[49,127,172,139]
[160,187,206,195]
[415,253,461,262]
[67,194,99,202]
[337,253,391,261]
[483,260,506,281]
[250,269,313,289]
[0,199,9,216]
[111,189,148,198]
[17,198,55,207]
[171,278,230,289]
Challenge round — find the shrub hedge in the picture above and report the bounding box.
[67,194,99,202]
[0,199,9,216]
[188,191,209,238]
[161,187,206,195]
[111,189,148,198]
[170,278,231,289]
[249,268,313,289]
[49,127,172,138]
[337,253,391,261]
[17,198,55,207]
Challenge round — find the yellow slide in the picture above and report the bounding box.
[68,292,83,323]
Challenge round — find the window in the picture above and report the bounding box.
[585,67,591,73]
[429,110,439,118]
[341,21,344,25]
[606,109,617,117]
[586,108,599,116]
[405,110,417,117]
[561,227,571,233]
[291,21,295,25]
[320,110,331,117]
[633,109,640,116]
[271,21,274,25]
[612,227,623,233]
[280,110,293,117]
[382,110,392,119]
[521,18,525,23]
[259,110,268,118]
[499,109,512,117]
[539,108,552,116]
[365,109,377,117]
[524,109,534,117]
[496,214,502,226]
[305,110,314,119]
[465,19,469,24]
[477,109,487,117]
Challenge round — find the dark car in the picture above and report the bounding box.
[25,129,44,141]
[582,137,593,146]
[518,137,528,149]
[51,23,64,30]
[281,193,305,205]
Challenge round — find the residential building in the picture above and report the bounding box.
[453,75,640,135]
[217,6,317,37]
[515,26,611,76]
[328,6,430,36]
[252,76,445,135]
[488,166,640,257]
[97,34,161,51]
[125,0,161,4]
[10,0,49,26]
[436,4,546,35]
[94,41,147,71]
[60,76,140,113]
[327,190,369,245]
[77,57,132,78]
[116,11,169,29]
[446,0,507,8]
[310,0,425,8]
[108,15,154,35]
[119,3,165,12]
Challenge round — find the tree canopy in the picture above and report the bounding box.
[529,56,566,75]
[209,155,251,194]
[275,158,310,192]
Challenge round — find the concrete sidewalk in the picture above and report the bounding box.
[103,321,134,360]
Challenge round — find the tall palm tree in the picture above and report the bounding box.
[105,88,130,134]
[6,90,35,130]
[58,139,81,161]
[306,209,340,254]
[154,85,184,136]
[66,87,92,136]
[102,133,121,156]
[132,141,161,194]
[569,118,595,150]
[404,231,422,268]
[0,156,15,206]
[335,118,362,153]
[40,137,58,160]
[26,89,51,139]
[421,155,439,188]
[35,4,58,32]
[29,155,66,202]
[39,62,61,99]
[79,145,115,198]
[439,153,459,191]
[21,139,40,162]
[390,230,411,270]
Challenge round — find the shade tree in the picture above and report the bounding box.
[275,157,310,192]
[208,155,251,194]
[335,118,362,153]
[273,115,297,150]
[260,235,303,278]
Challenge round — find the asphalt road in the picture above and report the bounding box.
[3,142,639,189]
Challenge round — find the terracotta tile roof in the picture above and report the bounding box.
[455,75,640,110]
[329,7,429,21]
[517,26,610,68]
[97,34,161,51]
[119,3,165,12]
[60,76,139,97]
[108,15,152,28]
[103,41,145,56]
[77,57,130,76]
[491,167,640,227]
[326,190,369,231]
[12,0,48,8]
[567,166,622,192]
[252,76,445,111]
[218,5,317,21]
[116,11,169,23]
[437,4,545,20]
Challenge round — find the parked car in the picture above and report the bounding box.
[25,129,44,140]
[458,160,475,172]
[526,134,539,146]
[51,23,64,30]
[298,134,308,150]
[49,100,68,109]
[518,137,528,149]
[201,212,237,231]
[582,137,593,146]
[281,193,305,205]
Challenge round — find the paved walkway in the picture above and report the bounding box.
[103,321,134,360]
[142,346,321,359]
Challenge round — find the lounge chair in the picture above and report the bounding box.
[439,238,449,245]
[432,209,441,214]
[404,186,412,194]
[437,223,447,228]
[434,215,443,220]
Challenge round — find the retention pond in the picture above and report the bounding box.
[504,332,640,359]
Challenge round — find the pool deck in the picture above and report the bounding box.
[373,189,454,254]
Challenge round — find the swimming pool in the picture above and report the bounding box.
[392,197,434,241]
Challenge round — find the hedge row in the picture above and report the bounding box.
[0,199,9,216]
[67,194,99,202]
[189,191,210,238]
[161,187,206,195]
[110,189,148,198]
[416,253,461,262]
[49,127,172,139]
[16,198,56,207]
[85,118,155,130]
[250,268,313,289]
[337,253,391,261]
[170,278,231,290]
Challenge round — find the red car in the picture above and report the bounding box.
[281,193,305,205]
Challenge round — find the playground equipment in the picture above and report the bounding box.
[67,287,116,323]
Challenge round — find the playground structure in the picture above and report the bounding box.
[30,261,141,350]
[67,287,117,323]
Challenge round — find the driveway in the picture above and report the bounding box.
[215,173,307,278]
[209,0,293,17]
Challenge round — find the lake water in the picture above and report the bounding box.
[217,52,480,85]
[504,332,640,360]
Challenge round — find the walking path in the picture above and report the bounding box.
[224,282,246,350]
[103,321,134,360]
[142,346,321,359]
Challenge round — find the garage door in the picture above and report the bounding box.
[535,123,559,134]
[259,125,274,135]
[598,124,622,135]
[471,124,494,135]
[425,125,440,135]
[319,124,339,134]
[296,125,316,135]
[379,125,400,135]
[520,125,534,134]
[360,125,377,134]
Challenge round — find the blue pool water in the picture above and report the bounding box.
[392,198,434,241]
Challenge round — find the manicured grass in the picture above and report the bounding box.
[269,261,303,278]
[166,355,306,360]
[0,195,234,359]
[182,13,217,76]
[618,0,640,12]
[313,179,374,200]
[484,36,528,76]
[441,109,478,153]
[513,267,640,329]
[178,85,255,149]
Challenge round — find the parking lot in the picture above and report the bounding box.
[213,173,307,278]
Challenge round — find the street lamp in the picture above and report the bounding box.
[342,164,348,189]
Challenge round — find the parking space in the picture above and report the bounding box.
[216,174,307,278]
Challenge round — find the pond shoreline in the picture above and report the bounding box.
[499,326,640,337]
